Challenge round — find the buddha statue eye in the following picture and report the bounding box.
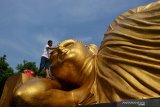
[63,42,74,48]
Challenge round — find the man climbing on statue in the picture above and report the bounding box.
[37,40,56,79]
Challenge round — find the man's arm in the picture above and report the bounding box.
[47,46,58,50]
[46,46,58,57]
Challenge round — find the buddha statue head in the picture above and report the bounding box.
[50,39,98,86]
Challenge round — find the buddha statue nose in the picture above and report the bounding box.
[51,45,68,55]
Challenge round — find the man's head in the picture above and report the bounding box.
[48,40,53,47]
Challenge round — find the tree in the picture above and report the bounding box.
[16,60,38,73]
[16,60,46,77]
[0,55,14,97]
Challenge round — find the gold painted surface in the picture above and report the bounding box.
[1,1,160,107]
[0,73,33,107]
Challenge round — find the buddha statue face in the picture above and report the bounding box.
[50,39,97,85]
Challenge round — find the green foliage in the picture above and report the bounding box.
[38,69,46,78]
[16,60,45,78]
[0,55,14,81]
[16,60,38,73]
[0,55,14,97]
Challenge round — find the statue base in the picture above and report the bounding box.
[81,98,160,107]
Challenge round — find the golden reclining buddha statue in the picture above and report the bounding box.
[1,1,160,107]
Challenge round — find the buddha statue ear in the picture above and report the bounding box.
[88,44,98,55]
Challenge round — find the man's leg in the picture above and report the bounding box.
[37,56,45,75]
[45,58,51,79]
[45,69,51,79]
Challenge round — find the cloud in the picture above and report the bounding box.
[0,0,157,69]
[0,38,28,54]
[35,34,60,45]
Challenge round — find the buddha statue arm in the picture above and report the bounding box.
[12,76,94,107]
[30,89,77,107]
[11,79,80,107]
[12,78,83,107]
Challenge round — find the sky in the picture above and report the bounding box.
[0,0,157,71]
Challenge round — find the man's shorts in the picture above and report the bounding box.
[39,56,50,70]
